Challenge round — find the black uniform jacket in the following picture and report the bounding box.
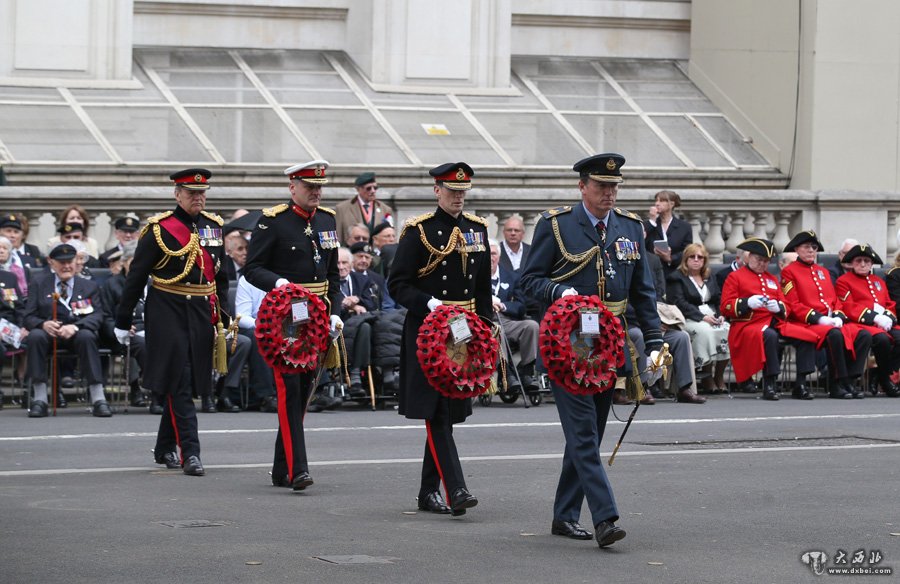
[0,270,24,327]
[24,272,103,332]
[115,206,229,394]
[389,207,492,422]
[243,202,341,316]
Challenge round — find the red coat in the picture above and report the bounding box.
[835,271,898,337]
[720,266,810,382]
[780,260,864,351]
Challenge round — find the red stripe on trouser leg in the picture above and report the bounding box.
[167,394,183,465]
[425,420,449,504]
[274,372,294,479]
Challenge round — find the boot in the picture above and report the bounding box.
[761,376,779,401]
[200,394,217,413]
[129,381,147,407]
[517,362,540,393]
[848,378,865,399]
[829,379,853,400]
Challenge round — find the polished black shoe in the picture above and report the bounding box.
[217,396,241,412]
[182,455,205,476]
[849,384,865,399]
[791,383,813,400]
[92,400,113,417]
[740,380,759,393]
[519,372,540,394]
[200,395,216,413]
[56,391,68,408]
[348,383,367,398]
[417,491,451,514]
[449,487,478,516]
[149,398,164,415]
[761,379,780,401]
[830,385,853,399]
[154,451,180,469]
[551,519,593,540]
[884,382,900,398]
[595,520,626,548]
[260,395,278,413]
[271,473,291,488]
[291,472,314,492]
[129,382,147,407]
[28,400,49,418]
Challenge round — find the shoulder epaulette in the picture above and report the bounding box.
[140,211,173,237]
[399,212,435,239]
[318,206,336,216]
[614,207,642,222]
[200,210,224,226]
[463,212,488,227]
[262,203,289,217]
[540,206,571,220]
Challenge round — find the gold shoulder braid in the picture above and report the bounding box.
[150,224,203,285]
[416,225,470,278]
[262,203,289,217]
[548,217,605,299]
[140,211,173,238]
[200,210,224,226]
[318,206,336,216]
[399,212,434,240]
[463,212,488,226]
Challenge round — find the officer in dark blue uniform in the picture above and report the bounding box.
[115,168,231,476]
[389,162,492,517]
[520,153,663,549]
[243,160,343,492]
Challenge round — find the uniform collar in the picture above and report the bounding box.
[434,206,462,226]
[174,205,200,225]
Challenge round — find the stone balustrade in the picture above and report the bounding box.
[1,186,898,264]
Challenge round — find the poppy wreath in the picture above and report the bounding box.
[416,305,499,399]
[255,283,330,374]
[539,294,626,395]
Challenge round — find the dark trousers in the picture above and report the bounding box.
[552,384,618,528]
[871,330,900,386]
[155,360,200,461]
[420,395,465,499]
[350,322,372,369]
[239,328,275,402]
[273,371,311,481]
[26,329,103,385]
[823,328,871,379]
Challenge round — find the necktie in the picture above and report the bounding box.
[340,278,350,296]
[363,202,370,213]
[595,220,606,244]
[57,280,68,299]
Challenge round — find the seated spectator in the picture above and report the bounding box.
[350,241,396,310]
[335,172,394,246]
[23,243,111,417]
[667,243,730,393]
[100,240,147,407]
[234,275,277,412]
[337,246,377,397]
[69,239,98,280]
[99,216,140,267]
[0,213,44,268]
[886,250,900,306]
[0,234,29,299]
[498,215,530,273]
[0,238,27,398]
[781,231,871,399]
[644,190,693,275]
[222,236,247,282]
[47,205,100,257]
[835,244,900,397]
[489,240,539,394]
[779,252,798,270]
[715,249,748,293]
[345,223,371,247]
[370,222,396,277]
[203,332,251,413]
[828,238,859,284]
[721,238,815,401]
[59,223,101,269]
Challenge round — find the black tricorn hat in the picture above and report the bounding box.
[783,230,824,253]
[737,237,776,259]
[842,244,884,265]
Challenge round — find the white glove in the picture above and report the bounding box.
[427,298,443,312]
[561,288,578,297]
[275,278,289,288]
[831,317,843,328]
[747,295,766,310]
[648,350,660,366]
[765,299,779,313]
[113,327,130,345]
[874,314,893,331]
[329,314,343,332]
[817,316,833,326]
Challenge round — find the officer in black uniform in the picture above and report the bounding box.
[521,153,663,548]
[389,162,492,517]
[243,160,343,492]
[114,168,230,477]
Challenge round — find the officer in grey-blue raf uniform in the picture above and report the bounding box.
[520,153,663,549]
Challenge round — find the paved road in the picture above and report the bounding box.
[1,391,898,583]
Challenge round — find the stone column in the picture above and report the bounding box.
[725,211,746,252]
[773,212,793,253]
[686,212,703,246]
[705,213,726,262]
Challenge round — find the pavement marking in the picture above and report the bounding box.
[3,412,900,443]
[2,442,899,477]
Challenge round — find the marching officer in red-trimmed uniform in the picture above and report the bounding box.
[780,231,871,399]
[389,162,492,517]
[243,160,343,492]
[835,244,900,397]
[115,168,231,476]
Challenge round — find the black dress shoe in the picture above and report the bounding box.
[849,385,865,399]
[217,396,241,412]
[292,472,313,492]
[349,383,367,398]
[260,395,278,413]
[154,451,180,469]
[149,400,164,415]
[272,473,291,488]
[200,395,216,413]
[884,382,900,397]
[761,380,780,400]
[791,383,813,400]
[449,487,478,516]
[551,519,593,540]
[417,491,451,514]
[129,383,148,407]
[56,391,68,408]
[830,385,853,399]
[28,400,49,418]
[182,455,205,476]
[92,400,113,417]
[595,520,626,548]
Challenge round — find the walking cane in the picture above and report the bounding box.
[122,339,131,414]
[51,292,59,417]
[366,364,377,411]
[495,315,530,408]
